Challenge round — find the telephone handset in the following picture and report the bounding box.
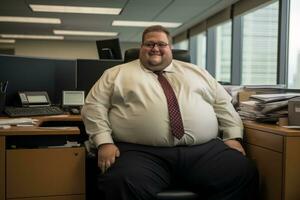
[18,91,51,107]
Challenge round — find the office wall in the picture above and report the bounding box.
[11,40,139,60]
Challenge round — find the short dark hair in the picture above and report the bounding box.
[142,25,172,44]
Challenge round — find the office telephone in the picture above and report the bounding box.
[18,91,51,107]
[4,91,64,117]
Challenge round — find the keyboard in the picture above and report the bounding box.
[4,106,64,117]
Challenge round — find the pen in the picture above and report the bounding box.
[0,81,8,93]
[3,81,8,93]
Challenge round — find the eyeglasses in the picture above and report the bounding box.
[142,41,169,49]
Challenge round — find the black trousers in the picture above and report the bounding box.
[97,139,258,200]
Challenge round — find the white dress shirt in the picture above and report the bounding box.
[81,59,243,147]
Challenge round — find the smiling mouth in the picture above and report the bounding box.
[149,53,161,56]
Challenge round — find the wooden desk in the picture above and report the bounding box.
[244,121,300,200]
[0,115,85,200]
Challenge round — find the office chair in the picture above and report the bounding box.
[124,48,199,200]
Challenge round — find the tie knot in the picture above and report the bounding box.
[154,71,164,76]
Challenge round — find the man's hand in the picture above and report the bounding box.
[98,143,120,173]
[224,139,246,156]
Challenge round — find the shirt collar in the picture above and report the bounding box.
[139,60,175,73]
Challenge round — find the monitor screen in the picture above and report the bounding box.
[96,38,122,60]
[0,54,76,106]
[62,91,85,106]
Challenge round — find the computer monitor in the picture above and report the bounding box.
[96,38,122,60]
[0,54,76,106]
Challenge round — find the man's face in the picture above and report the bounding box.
[139,31,172,71]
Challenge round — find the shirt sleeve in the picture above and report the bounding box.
[213,82,244,140]
[200,69,243,140]
[81,67,118,147]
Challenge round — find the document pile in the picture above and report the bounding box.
[0,117,38,128]
[223,85,245,107]
[238,93,300,122]
[243,84,286,93]
[47,140,81,148]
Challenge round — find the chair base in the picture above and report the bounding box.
[156,189,199,200]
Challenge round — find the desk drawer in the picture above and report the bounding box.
[246,144,282,200]
[244,128,283,152]
[6,147,85,199]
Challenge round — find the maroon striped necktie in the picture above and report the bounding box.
[154,71,185,139]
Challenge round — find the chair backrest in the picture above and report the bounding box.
[124,48,191,63]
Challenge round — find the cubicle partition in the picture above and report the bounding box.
[0,54,77,106]
[0,54,122,107]
[76,59,123,96]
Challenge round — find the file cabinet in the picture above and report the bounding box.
[244,121,300,200]
[6,147,85,200]
[0,115,85,200]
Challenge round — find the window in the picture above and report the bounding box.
[173,40,189,50]
[241,2,279,85]
[190,32,206,68]
[288,0,300,88]
[215,21,232,83]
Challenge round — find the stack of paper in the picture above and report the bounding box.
[250,93,300,103]
[238,93,298,122]
[243,84,286,94]
[223,85,245,107]
[0,118,38,126]
[47,141,81,148]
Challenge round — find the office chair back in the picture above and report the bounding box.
[124,48,191,63]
